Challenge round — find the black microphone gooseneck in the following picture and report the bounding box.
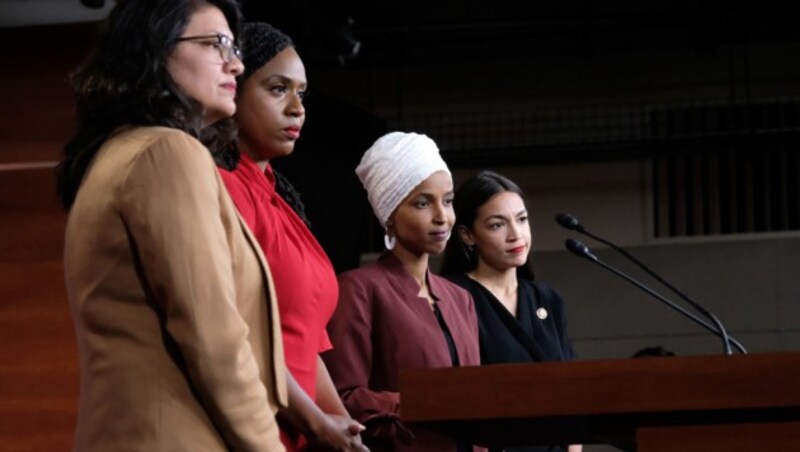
[564,239,745,354]
[556,212,736,355]
[558,212,739,355]
[558,211,739,355]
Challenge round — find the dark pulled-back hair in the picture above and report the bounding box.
[56,0,242,208]
[441,170,534,279]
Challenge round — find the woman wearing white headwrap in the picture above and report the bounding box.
[323,132,481,452]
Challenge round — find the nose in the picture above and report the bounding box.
[287,92,305,118]
[507,221,521,241]
[432,202,451,225]
[226,56,244,76]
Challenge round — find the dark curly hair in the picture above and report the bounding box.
[56,0,242,208]
[441,170,535,280]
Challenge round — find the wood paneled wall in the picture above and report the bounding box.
[0,165,75,451]
[0,23,95,451]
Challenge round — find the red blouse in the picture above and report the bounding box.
[219,154,338,400]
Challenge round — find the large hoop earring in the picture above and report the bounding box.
[384,232,396,250]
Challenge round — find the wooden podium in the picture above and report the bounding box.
[399,352,800,451]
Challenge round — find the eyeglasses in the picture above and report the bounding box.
[175,33,242,64]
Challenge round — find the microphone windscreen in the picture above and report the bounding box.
[565,238,598,261]
[556,212,581,230]
[565,238,586,256]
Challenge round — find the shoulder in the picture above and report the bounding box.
[338,263,384,287]
[146,126,206,155]
[524,280,565,306]
[443,272,474,292]
[116,125,201,148]
[117,126,217,193]
[121,126,211,169]
[217,164,251,202]
[431,273,472,302]
[524,279,553,294]
[218,154,256,185]
[336,265,389,310]
[338,260,410,296]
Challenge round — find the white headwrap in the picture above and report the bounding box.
[356,132,451,228]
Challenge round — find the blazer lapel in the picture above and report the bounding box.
[474,280,549,362]
[232,205,288,406]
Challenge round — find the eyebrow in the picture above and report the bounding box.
[263,74,307,87]
[485,209,527,221]
[414,190,454,197]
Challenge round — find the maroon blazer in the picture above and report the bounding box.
[324,252,480,451]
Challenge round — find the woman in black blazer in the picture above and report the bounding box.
[441,170,580,452]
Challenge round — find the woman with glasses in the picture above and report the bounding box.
[57,1,286,450]
[218,22,367,452]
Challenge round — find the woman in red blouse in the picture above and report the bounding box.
[217,22,366,451]
[323,132,481,452]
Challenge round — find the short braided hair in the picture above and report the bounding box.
[240,22,293,82]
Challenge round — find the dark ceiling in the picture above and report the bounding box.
[241,0,800,69]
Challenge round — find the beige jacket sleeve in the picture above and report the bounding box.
[117,131,283,451]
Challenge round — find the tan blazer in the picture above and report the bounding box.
[63,126,287,451]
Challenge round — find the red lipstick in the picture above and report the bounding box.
[283,126,300,140]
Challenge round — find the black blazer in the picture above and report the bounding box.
[446,273,575,364]
[446,273,576,452]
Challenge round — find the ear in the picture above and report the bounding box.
[458,225,475,246]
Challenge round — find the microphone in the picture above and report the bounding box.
[558,212,741,355]
[558,212,742,355]
[557,213,742,355]
[556,212,584,232]
[564,238,597,261]
[564,239,745,354]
